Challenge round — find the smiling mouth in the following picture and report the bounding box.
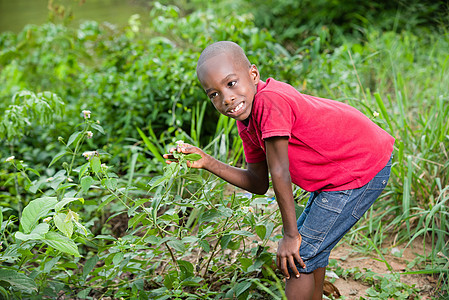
[229,102,244,114]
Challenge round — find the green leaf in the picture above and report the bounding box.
[178,260,194,280]
[91,123,104,134]
[167,240,186,252]
[239,257,253,272]
[198,240,210,253]
[15,223,49,241]
[81,176,94,193]
[67,131,82,148]
[90,156,101,174]
[229,230,254,237]
[43,256,60,274]
[128,212,146,229]
[180,276,202,287]
[74,220,89,236]
[97,194,115,211]
[144,235,160,244]
[55,197,82,212]
[0,208,3,233]
[184,153,202,161]
[95,234,117,241]
[21,197,57,234]
[82,255,99,280]
[57,183,77,191]
[49,150,68,167]
[235,281,252,297]
[255,224,267,240]
[0,269,37,292]
[164,272,176,289]
[78,162,90,180]
[113,252,124,265]
[25,167,40,177]
[148,175,167,190]
[103,178,117,190]
[44,231,80,257]
[54,213,74,238]
[221,234,232,249]
[136,127,165,164]
[198,209,220,224]
[181,174,203,184]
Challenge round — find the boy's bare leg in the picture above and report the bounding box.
[312,267,325,300]
[285,273,314,300]
[285,267,325,300]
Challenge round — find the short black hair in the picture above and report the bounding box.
[196,41,251,73]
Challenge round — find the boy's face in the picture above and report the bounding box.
[197,53,260,122]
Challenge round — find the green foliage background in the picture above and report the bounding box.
[0,0,448,299]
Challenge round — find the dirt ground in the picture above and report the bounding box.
[328,239,440,299]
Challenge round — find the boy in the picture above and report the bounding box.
[163,41,394,299]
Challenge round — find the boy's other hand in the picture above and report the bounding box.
[276,234,305,279]
[163,143,208,169]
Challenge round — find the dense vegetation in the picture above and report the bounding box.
[1,1,448,299]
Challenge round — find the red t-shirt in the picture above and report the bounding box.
[237,78,395,192]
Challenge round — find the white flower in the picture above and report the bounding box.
[5,156,15,162]
[96,120,100,124]
[43,217,52,223]
[175,140,185,146]
[67,178,73,182]
[86,131,93,139]
[82,151,98,160]
[101,163,108,169]
[82,110,91,119]
[373,111,380,118]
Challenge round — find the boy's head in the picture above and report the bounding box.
[196,41,260,122]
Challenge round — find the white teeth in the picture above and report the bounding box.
[231,102,243,113]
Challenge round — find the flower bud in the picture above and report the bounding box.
[82,110,91,119]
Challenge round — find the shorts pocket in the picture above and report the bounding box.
[299,190,351,259]
[352,164,391,219]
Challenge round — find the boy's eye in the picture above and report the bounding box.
[228,81,236,87]
[209,92,218,100]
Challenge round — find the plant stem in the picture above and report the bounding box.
[9,141,23,219]
[201,235,222,278]
[156,226,178,270]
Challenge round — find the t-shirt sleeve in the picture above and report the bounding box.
[253,91,294,140]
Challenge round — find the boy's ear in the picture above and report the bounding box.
[249,64,260,83]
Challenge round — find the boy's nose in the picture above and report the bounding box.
[223,95,235,106]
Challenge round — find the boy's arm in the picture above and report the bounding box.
[265,136,306,279]
[163,144,269,195]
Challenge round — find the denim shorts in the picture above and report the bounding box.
[292,155,392,274]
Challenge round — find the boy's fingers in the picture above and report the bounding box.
[288,256,300,278]
[280,257,290,279]
[294,252,306,269]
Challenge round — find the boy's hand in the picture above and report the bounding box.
[163,143,208,169]
[276,234,306,279]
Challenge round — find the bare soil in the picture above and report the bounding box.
[328,239,440,299]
